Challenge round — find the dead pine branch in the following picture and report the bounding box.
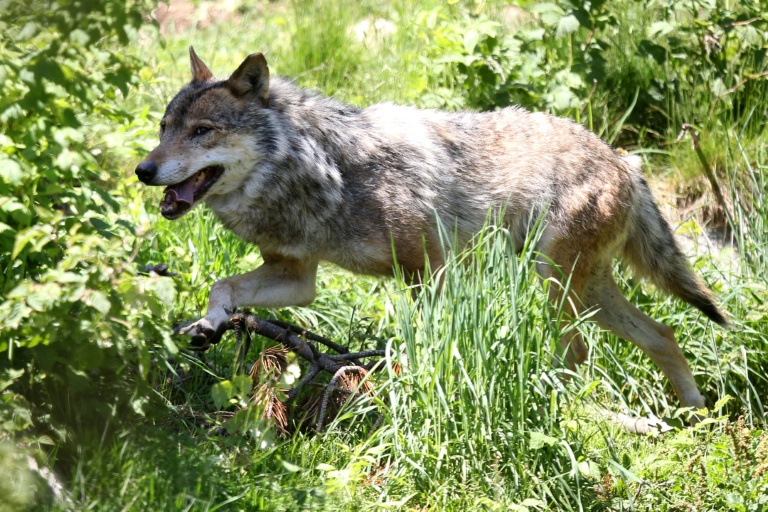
[230,312,388,432]
[316,365,375,432]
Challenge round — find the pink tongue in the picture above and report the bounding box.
[164,173,197,206]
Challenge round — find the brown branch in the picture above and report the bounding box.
[317,366,370,432]
[725,16,762,28]
[579,79,598,119]
[717,70,768,100]
[232,314,385,375]
[229,313,388,431]
[114,241,144,278]
[707,70,768,122]
[268,319,350,354]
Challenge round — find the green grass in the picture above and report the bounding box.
[14,0,768,510]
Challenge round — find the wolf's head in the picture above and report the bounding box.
[135,47,271,219]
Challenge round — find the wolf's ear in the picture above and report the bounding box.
[227,52,269,106]
[189,46,214,82]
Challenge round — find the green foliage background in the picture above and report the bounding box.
[0,0,178,490]
[1,0,767,510]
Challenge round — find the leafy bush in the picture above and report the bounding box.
[630,0,768,134]
[0,0,174,481]
[415,0,768,143]
[415,5,551,112]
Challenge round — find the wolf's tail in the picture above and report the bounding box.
[620,156,728,326]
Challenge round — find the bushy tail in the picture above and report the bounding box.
[622,161,728,326]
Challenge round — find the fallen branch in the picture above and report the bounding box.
[229,313,387,432]
[232,313,386,376]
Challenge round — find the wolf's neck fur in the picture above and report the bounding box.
[205,79,368,260]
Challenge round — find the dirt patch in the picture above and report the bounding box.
[153,0,248,34]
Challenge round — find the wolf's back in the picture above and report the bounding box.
[620,156,727,326]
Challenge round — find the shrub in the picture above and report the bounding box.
[0,0,174,476]
[415,0,768,144]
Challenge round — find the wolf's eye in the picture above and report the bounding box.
[193,126,212,137]
[159,120,166,133]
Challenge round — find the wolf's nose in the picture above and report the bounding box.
[135,161,158,184]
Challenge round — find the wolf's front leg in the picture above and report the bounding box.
[180,255,318,348]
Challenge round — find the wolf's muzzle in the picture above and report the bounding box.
[135,161,158,184]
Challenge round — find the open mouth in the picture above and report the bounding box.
[160,165,224,219]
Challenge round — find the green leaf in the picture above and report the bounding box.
[576,380,601,399]
[69,29,90,46]
[232,374,253,398]
[76,341,104,369]
[281,460,302,473]
[712,395,733,413]
[12,225,52,260]
[555,14,580,38]
[0,222,14,235]
[578,460,601,479]
[0,157,23,185]
[529,3,565,27]
[735,25,762,48]
[52,127,85,147]
[31,60,66,87]
[44,271,86,285]
[66,366,91,392]
[547,85,579,111]
[212,380,235,409]
[529,432,559,449]
[115,218,136,235]
[464,29,479,54]
[89,217,112,231]
[147,277,176,306]
[6,284,29,299]
[88,290,111,314]
[225,407,263,435]
[435,53,470,64]
[27,283,62,312]
[638,39,667,64]
[0,369,25,392]
[647,21,675,38]
[88,216,118,240]
[522,27,545,41]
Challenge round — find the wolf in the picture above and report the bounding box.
[135,47,727,412]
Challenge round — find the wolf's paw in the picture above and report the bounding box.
[178,316,233,350]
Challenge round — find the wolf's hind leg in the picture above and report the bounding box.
[536,238,589,372]
[583,265,706,410]
[555,330,588,372]
[180,255,318,348]
[542,267,588,371]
